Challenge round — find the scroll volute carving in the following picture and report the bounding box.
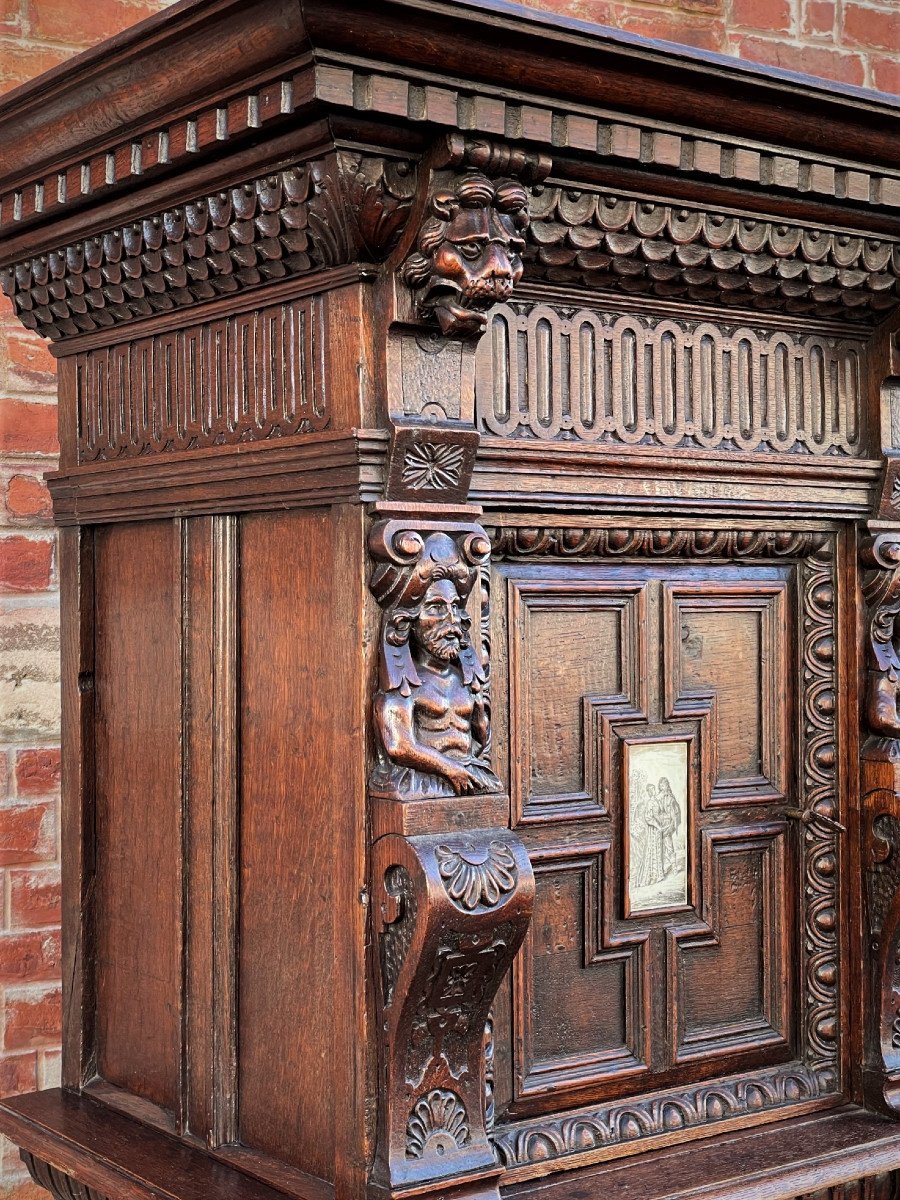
[860,519,900,1113]
[395,135,552,339]
[371,830,534,1200]
[368,516,499,801]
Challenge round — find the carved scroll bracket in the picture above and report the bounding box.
[393,135,552,340]
[860,470,900,1112]
[371,830,534,1200]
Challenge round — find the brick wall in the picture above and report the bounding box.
[0,0,896,1194]
[521,0,898,90]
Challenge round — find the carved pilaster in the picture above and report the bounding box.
[371,830,534,1200]
[861,487,900,1114]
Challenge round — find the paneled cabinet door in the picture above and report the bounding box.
[487,547,841,1173]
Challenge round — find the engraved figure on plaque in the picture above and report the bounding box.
[627,741,689,915]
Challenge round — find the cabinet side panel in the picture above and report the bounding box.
[93,521,183,1113]
[238,507,359,1181]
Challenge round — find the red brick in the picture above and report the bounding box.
[0,399,59,457]
[9,868,61,928]
[733,34,867,84]
[5,331,56,389]
[0,931,61,982]
[0,1052,37,1098]
[3,986,61,1050]
[730,0,793,32]
[0,535,54,592]
[14,749,60,797]
[0,802,56,866]
[0,0,21,30]
[3,1178,47,1197]
[5,474,52,520]
[613,5,727,50]
[802,0,835,36]
[28,0,166,45]
[842,2,899,52]
[0,753,7,801]
[0,40,71,94]
[871,53,900,92]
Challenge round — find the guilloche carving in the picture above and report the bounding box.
[369,519,500,800]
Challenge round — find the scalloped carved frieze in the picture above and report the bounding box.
[2,152,415,342]
[524,188,899,322]
[476,302,867,455]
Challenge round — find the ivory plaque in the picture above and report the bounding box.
[626,740,689,915]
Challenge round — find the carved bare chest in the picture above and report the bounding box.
[0,2,898,1199]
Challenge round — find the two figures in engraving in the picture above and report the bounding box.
[370,526,501,799]
[633,775,681,888]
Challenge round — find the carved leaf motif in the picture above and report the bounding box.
[405,1088,470,1159]
[437,841,517,910]
[400,443,466,490]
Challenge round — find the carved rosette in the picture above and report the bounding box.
[372,830,534,1199]
[860,524,900,1113]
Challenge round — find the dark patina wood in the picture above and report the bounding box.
[0,1,898,1199]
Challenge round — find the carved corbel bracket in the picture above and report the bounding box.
[395,134,552,339]
[370,830,534,1200]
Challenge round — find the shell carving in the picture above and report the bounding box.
[405,1089,470,1159]
[436,841,517,910]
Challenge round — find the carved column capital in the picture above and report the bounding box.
[371,829,534,1200]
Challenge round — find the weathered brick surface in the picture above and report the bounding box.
[0,0,895,1193]
[522,0,898,90]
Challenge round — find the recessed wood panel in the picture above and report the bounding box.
[509,580,647,822]
[239,509,336,1178]
[93,521,182,1113]
[674,828,789,1062]
[666,582,788,805]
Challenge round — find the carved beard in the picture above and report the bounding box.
[417,621,464,663]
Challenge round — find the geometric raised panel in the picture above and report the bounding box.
[671,825,790,1064]
[514,844,649,1103]
[664,581,788,806]
[493,544,839,1174]
[508,579,647,823]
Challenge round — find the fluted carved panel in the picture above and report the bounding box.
[74,295,327,462]
[476,302,866,456]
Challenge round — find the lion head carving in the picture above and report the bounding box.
[401,170,530,338]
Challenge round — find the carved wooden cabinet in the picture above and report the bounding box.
[0,2,899,1199]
